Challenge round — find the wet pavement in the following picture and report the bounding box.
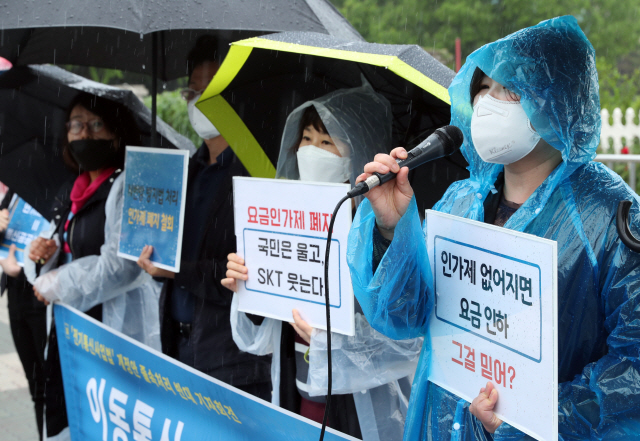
[0,292,40,440]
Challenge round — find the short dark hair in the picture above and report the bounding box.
[291,105,329,152]
[187,35,220,80]
[469,67,486,106]
[469,67,519,105]
[62,93,141,173]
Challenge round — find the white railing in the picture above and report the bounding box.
[596,108,640,188]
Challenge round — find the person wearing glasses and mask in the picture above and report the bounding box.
[136,35,272,401]
[25,93,161,440]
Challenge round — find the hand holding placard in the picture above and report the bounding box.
[221,253,247,293]
[136,245,175,279]
[0,244,21,277]
[470,382,502,433]
[0,208,9,232]
[290,309,312,344]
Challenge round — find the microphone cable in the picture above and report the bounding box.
[318,194,349,441]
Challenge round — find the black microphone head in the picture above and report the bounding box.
[435,125,464,154]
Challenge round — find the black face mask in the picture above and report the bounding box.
[68,139,121,172]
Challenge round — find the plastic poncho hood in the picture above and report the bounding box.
[447,15,600,231]
[275,81,392,191]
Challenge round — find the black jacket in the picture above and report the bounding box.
[50,170,121,263]
[159,150,271,387]
[45,169,120,437]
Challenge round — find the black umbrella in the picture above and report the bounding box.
[198,31,469,212]
[0,64,195,216]
[0,0,363,144]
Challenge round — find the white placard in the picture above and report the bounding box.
[426,210,557,441]
[233,177,354,336]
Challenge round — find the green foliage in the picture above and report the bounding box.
[597,59,640,114]
[86,67,124,84]
[335,0,640,79]
[143,90,202,148]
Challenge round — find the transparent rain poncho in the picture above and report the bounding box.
[25,174,161,350]
[276,81,393,199]
[232,83,423,440]
[348,16,640,440]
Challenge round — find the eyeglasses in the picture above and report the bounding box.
[180,88,204,102]
[66,119,106,135]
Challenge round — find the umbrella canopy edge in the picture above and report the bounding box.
[198,95,277,178]
[229,36,451,104]
[197,44,276,178]
[197,35,452,177]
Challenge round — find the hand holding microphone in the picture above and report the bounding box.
[353,125,463,238]
[355,148,414,238]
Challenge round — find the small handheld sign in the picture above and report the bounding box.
[0,196,51,266]
[426,210,558,441]
[118,147,189,272]
[233,177,355,336]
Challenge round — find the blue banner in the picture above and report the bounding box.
[118,147,189,272]
[0,197,50,265]
[55,304,356,441]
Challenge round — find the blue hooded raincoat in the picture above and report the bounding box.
[347,16,640,440]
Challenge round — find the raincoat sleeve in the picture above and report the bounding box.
[230,293,283,405]
[306,312,422,395]
[230,293,280,356]
[33,174,152,310]
[347,196,433,340]
[494,210,640,441]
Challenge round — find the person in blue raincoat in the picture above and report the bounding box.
[348,15,640,440]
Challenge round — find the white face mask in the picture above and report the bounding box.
[296,145,351,183]
[187,93,221,140]
[470,95,541,165]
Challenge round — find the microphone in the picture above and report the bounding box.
[347,125,464,198]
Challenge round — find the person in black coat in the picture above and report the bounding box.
[137,35,271,399]
[28,92,142,438]
[0,190,47,440]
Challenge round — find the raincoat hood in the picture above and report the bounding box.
[275,82,392,189]
[447,15,600,231]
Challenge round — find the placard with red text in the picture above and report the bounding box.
[426,210,557,441]
[233,177,354,336]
